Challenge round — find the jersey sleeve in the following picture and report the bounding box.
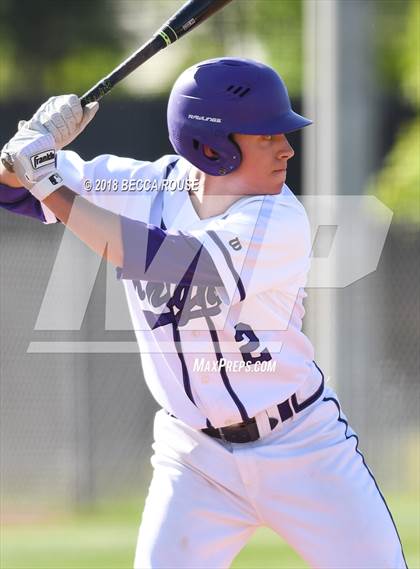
[56,151,155,219]
[0,183,56,223]
[0,152,179,225]
[188,194,312,303]
[39,151,179,223]
[117,217,223,286]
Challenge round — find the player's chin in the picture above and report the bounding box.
[265,184,284,195]
[269,170,287,192]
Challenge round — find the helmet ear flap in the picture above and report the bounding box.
[189,135,242,176]
[202,144,220,160]
[228,134,242,162]
[215,134,242,175]
[192,139,218,160]
[206,135,242,176]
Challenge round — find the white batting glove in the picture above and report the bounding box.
[6,128,64,201]
[19,94,99,149]
[1,128,40,181]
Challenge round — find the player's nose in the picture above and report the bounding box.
[276,135,295,160]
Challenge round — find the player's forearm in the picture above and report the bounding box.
[43,186,123,266]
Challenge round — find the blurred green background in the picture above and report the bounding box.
[1,0,418,221]
[2,494,419,568]
[0,1,419,568]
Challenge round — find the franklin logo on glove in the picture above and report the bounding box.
[31,150,56,169]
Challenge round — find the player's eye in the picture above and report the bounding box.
[261,134,273,141]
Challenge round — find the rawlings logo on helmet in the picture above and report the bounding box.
[188,114,222,123]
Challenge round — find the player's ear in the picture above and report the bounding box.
[202,144,219,160]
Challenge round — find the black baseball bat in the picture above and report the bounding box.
[80,0,234,105]
[1,0,234,172]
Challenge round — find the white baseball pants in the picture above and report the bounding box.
[134,387,407,569]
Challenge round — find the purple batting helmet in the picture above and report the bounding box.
[167,57,312,176]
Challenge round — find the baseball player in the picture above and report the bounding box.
[0,58,407,568]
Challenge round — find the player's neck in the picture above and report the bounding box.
[188,167,247,219]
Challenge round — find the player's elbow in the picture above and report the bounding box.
[101,218,124,268]
[104,243,124,268]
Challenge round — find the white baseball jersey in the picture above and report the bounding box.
[54,151,322,428]
[0,149,407,569]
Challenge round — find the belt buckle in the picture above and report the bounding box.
[217,427,227,442]
[218,420,260,443]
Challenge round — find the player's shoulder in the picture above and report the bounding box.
[227,184,308,226]
[122,153,187,175]
[58,151,183,176]
[151,154,184,172]
[268,186,310,240]
[228,185,310,250]
[58,150,178,164]
[272,185,308,222]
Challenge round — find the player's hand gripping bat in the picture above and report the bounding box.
[1,0,234,172]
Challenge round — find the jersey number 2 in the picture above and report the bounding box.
[234,323,272,365]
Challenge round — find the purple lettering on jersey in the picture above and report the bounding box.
[169,282,222,325]
[0,183,46,222]
[133,280,222,329]
[117,216,223,287]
